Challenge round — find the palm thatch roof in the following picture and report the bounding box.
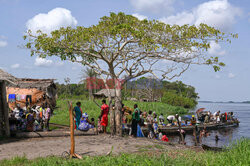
[0,69,55,90]
[0,69,18,84]
[94,89,116,98]
[9,78,56,90]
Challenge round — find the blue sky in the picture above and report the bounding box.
[0,0,249,101]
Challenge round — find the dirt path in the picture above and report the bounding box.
[0,135,200,160]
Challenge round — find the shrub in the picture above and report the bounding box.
[161,91,197,109]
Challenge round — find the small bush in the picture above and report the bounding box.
[161,91,197,109]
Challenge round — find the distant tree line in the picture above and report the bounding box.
[56,76,198,109]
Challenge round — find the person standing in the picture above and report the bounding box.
[40,104,45,130]
[100,99,109,134]
[159,113,165,125]
[44,104,51,131]
[147,110,155,138]
[26,110,35,132]
[153,112,158,134]
[131,104,140,137]
[73,102,83,130]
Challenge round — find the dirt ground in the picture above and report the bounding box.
[0,134,201,160]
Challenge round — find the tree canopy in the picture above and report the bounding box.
[24,12,236,82]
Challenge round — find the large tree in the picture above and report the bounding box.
[24,12,236,136]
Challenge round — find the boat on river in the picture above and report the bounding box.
[141,120,239,135]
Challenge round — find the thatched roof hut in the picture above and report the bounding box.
[93,89,116,98]
[0,69,57,110]
[0,69,18,85]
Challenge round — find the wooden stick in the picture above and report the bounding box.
[68,101,75,157]
[68,101,82,159]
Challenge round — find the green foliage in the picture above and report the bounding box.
[162,91,197,109]
[24,12,236,75]
[1,138,249,166]
[162,80,199,99]
[56,83,89,98]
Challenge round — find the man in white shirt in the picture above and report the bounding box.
[167,115,175,123]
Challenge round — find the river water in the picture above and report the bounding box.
[168,102,250,147]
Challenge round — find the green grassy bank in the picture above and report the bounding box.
[50,98,188,126]
[1,138,249,166]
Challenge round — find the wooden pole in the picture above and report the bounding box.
[68,101,82,159]
[1,81,10,137]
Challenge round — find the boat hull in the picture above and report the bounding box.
[141,121,239,135]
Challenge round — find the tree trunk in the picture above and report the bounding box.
[114,88,122,137]
[109,99,115,136]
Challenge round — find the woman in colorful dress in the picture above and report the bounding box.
[78,113,93,131]
[73,102,83,130]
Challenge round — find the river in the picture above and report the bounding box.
[168,102,250,147]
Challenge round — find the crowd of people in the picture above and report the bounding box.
[197,110,236,124]
[9,103,51,132]
[9,98,236,146]
[122,104,177,141]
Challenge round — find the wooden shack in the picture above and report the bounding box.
[0,69,16,137]
[0,69,57,110]
[6,78,57,110]
[93,89,116,99]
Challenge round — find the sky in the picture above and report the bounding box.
[0,0,249,102]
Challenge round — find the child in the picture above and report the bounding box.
[97,116,103,133]
[90,118,95,128]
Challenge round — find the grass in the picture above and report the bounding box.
[1,138,249,166]
[50,98,188,126]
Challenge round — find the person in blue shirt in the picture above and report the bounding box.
[73,102,82,130]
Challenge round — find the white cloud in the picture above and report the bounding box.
[34,57,53,67]
[0,40,7,47]
[130,0,175,15]
[132,13,148,20]
[228,73,235,78]
[208,41,226,55]
[26,8,77,34]
[11,64,20,69]
[160,11,195,25]
[160,0,242,31]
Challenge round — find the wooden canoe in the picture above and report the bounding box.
[141,120,239,135]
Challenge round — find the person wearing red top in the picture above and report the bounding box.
[100,99,109,133]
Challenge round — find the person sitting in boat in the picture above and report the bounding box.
[167,115,175,125]
[213,110,220,123]
[78,113,94,131]
[204,114,209,123]
[190,115,196,126]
